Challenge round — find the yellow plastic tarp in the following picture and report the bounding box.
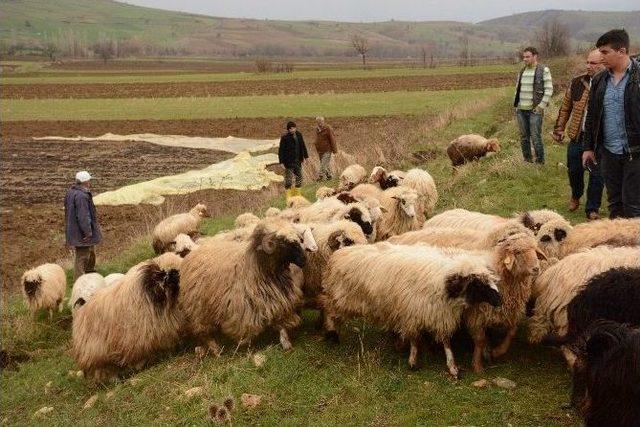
[93,152,282,206]
[33,133,279,154]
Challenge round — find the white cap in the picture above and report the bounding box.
[75,171,92,183]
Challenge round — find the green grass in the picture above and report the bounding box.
[2,92,586,426]
[2,87,507,121]
[1,63,518,84]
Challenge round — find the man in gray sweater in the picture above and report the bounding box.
[64,171,102,280]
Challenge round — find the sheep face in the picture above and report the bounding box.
[327,230,357,251]
[193,203,210,218]
[445,273,501,307]
[255,224,307,269]
[537,220,572,258]
[23,277,41,298]
[141,264,180,311]
[344,206,373,236]
[381,176,400,190]
[487,139,501,153]
[293,224,318,253]
[393,193,417,218]
[498,233,545,278]
[368,166,387,184]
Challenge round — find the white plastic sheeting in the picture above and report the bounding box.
[33,133,279,154]
[93,152,282,206]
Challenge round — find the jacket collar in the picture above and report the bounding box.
[72,184,90,193]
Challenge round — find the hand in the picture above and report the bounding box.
[582,150,597,168]
[552,131,564,142]
[534,106,544,114]
[81,235,92,244]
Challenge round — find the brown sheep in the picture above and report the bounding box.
[447,134,501,167]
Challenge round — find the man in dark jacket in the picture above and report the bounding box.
[64,170,102,280]
[314,116,338,181]
[583,29,640,218]
[278,121,308,197]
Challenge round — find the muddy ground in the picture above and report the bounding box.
[1,115,421,293]
[3,72,512,99]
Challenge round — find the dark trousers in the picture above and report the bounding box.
[567,137,604,215]
[74,246,96,281]
[516,109,545,163]
[599,148,640,218]
[284,164,303,189]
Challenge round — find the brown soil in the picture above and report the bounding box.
[4,72,512,99]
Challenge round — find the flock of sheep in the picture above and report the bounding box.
[20,152,640,425]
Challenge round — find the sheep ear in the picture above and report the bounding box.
[535,248,547,261]
[554,228,567,242]
[503,253,515,271]
[520,212,535,231]
[260,234,276,254]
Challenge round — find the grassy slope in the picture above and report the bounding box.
[1,93,586,426]
[2,0,639,57]
[2,87,507,121]
[1,63,518,84]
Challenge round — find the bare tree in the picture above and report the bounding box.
[42,41,58,61]
[351,34,370,69]
[536,19,571,58]
[92,37,115,63]
[458,34,470,66]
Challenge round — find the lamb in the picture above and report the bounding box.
[446,134,501,167]
[172,233,199,257]
[69,272,107,311]
[568,320,640,426]
[368,166,401,190]
[527,246,640,346]
[104,273,125,287]
[321,242,501,377]
[402,168,438,220]
[178,218,312,354]
[152,203,209,254]
[375,186,421,241]
[71,254,182,381]
[286,195,312,209]
[315,186,336,200]
[424,208,507,232]
[534,218,573,259]
[301,220,367,311]
[234,212,260,229]
[21,263,66,320]
[558,218,640,258]
[264,207,281,217]
[460,231,545,372]
[338,164,367,191]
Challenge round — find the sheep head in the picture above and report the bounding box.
[536,219,572,259]
[140,262,180,311]
[496,232,544,278]
[445,271,501,307]
[327,223,367,251]
[292,223,318,253]
[518,209,566,235]
[253,220,307,269]
[22,274,41,298]
[191,203,210,218]
[368,166,388,184]
[390,188,418,218]
[486,138,501,153]
[343,204,374,237]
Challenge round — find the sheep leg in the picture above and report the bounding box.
[491,326,517,359]
[58,300,64,313]
[471,329,488,373]
[279,328,293,351]
[48,308,54,321]
[408,338,420,370]
[561,346,577,370]
[442,338,459,379]
[207,339,222,357]
[322,305,340,344]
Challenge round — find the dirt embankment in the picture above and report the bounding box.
[3,73,513,99]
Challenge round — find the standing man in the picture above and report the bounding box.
[583,29,640,218]
[553,49,605,220]
[278,121,308,197]
[514,46,554,164]
[314,116,338,181]
[65,171,102,281]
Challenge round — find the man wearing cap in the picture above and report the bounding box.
[65,171,102,280]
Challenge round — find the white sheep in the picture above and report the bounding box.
[528,246,640,345]
[558,218,640,258]
[296,198,375,239]
[69,272,107,312]
[104,273,125,287]
[21,263,66,320]
[338,164,367,191]
[321,242,501,377]
[152,203,209,254]
[234,212,260,229]
[402,168,438,221]
[375,186,420,241]
[423,208,507,232]
[179,218,313,353]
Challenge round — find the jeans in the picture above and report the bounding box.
[284,164,303,189]
[567,137,604,214]
[599,148,640,218]
[74,246,96,281]
[516,109,545,163]
[318,152,333,180]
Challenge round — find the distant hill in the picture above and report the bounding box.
[0,1,638,58]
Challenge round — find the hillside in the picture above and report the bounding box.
[1,0,638,58]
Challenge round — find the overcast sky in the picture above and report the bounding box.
[120,0,637,23]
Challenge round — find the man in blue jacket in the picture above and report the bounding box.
[64,171,102,280]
